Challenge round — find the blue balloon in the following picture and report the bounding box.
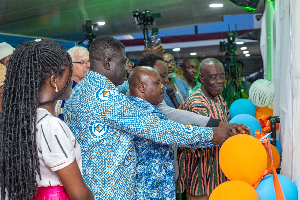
[229,114,262,137]
[276,139,282,156]
[229,99,256,118]
[256,174,298,200]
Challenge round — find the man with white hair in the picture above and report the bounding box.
[68,46,90,83]
[0,42,15,67]
[56,46,90,120]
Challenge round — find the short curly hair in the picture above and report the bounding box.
[137,53,164,68]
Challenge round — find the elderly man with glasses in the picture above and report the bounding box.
[55,46,90,120]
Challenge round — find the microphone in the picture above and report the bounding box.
[166,87,180,109]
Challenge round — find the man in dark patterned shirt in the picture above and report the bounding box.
[177,58,229,200]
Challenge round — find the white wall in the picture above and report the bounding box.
[270,0,300,197]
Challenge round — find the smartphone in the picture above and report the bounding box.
[152,28,159,35]
[151,34,162,47]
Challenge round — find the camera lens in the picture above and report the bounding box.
[145,12,154,24]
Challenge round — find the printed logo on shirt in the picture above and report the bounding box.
[64,110,72,125]
[89,121,109,139]
[124,150,134,167]
[180,124,194,134]
[96,89,117,102]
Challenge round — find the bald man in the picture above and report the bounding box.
[128,66,234,200]
[178,58,230,200]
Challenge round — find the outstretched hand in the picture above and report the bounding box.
[142,39,164,56]
[178,104,186,110]
[150,39,164,55]
[219,121,251,135]
[211,127,236,146]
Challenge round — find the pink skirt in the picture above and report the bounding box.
[35,186,70,200]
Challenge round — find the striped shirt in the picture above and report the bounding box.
[36,108,82,187]
[176,89,230,196]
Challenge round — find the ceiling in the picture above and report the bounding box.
[0,0,264,42]
[127,41,262,61]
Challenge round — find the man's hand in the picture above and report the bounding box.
[211,127,236,146]
[150,39,164,55]
[142,48,150,56]
[178,104,186,110]
[142,39,164,56]
[219,121,251,135]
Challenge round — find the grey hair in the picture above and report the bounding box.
[67,46,89,61]
[199,58,223,73]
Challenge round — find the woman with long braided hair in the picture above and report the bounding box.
[0,40,94,200]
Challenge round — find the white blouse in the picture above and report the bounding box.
[36,108,82,187]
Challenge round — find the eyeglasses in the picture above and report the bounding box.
[164,59,176,65]
[73,60,90,65]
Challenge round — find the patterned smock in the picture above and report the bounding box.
[176,89,230,196]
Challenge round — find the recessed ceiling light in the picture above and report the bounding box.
[245,54,250,57]
[243,51,249,54]
[240,47,247,50]
[97,22,105,25]
[209,4,223,7]
[236,41,244,45]
[173,48,180,51]
[190,52,197,55]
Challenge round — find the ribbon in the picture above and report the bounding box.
[254,131,285,200]
[258,115,271,133]
[258,115,280,132]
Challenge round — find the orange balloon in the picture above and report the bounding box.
[219,135,267,185]
[255,107,273,119]
[209,180,259,200]
[265,144,281,173]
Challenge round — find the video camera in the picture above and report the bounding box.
[219,26,240,93]
[132,10,161,26]
[132,9,161,48]
[78,20,96,49]
[220,31,238,54]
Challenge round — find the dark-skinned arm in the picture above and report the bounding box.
[56,161,94,200]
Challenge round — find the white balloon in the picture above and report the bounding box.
[249,79,274,107]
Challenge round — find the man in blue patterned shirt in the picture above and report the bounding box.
[64,37,235,200]
[129,66,217,199]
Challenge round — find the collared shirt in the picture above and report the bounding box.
[117,80,129,95]
[188,80,201,96]
[129,96,214,200]
[164,77,189,108]
[177,89,230,196]
[64,71,214,200]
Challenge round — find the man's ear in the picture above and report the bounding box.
[104,57,111,70]
[137,82,146,93]
[199,73,204,83]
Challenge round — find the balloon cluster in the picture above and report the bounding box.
[209,134,298,200]
[228,79,280,148]
[211,79,298,199]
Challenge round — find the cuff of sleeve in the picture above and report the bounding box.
[206,118,221,127]
[50,157,76,172]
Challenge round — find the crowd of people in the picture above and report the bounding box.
[0,37,250,200]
